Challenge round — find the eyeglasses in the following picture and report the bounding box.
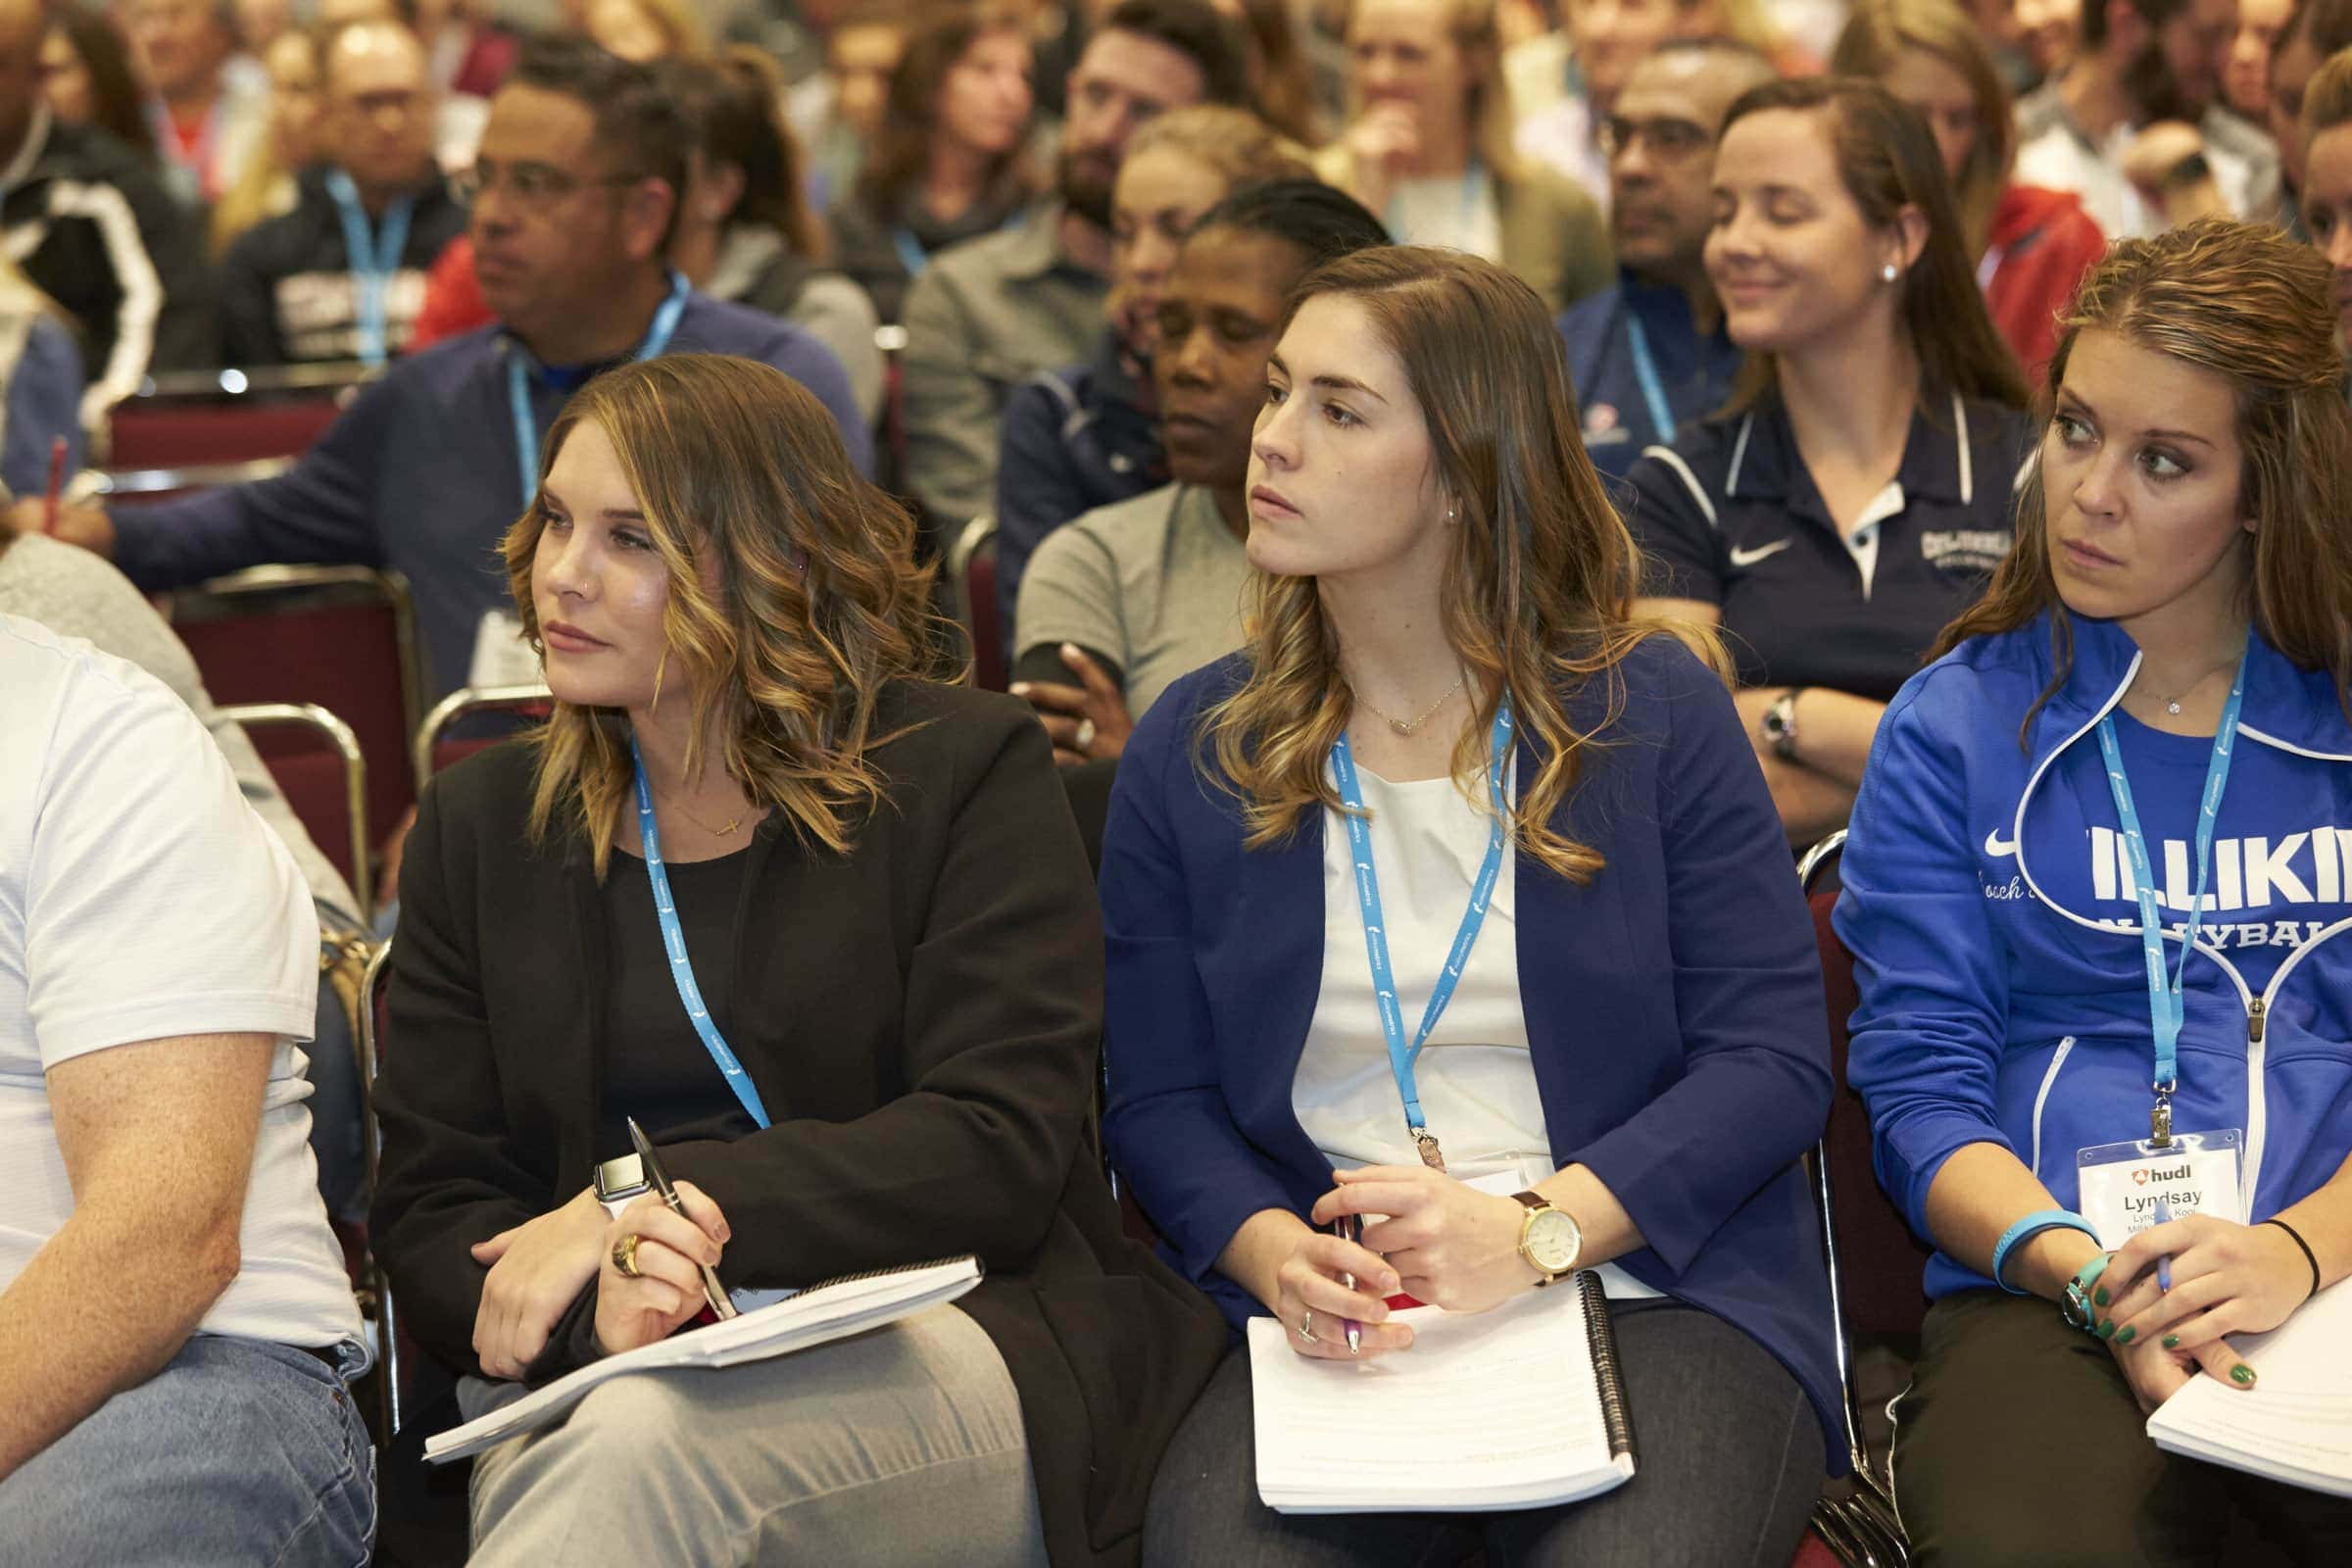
[449,161,644,213]
[1597,116,1713,162]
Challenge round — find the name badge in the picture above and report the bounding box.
[2076,1129,2245,1250]
[467,608,541,690]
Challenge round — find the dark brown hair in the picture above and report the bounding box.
[1933,219,2352,728]
[659,47,827,262]
[55,11,157,160]
[858,4,1037,212]
[1717,75,2029,415]
[503,355,952,872]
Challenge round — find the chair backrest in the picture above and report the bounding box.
[172,566,424,859]
[1802,832,1933,1341]
[217,702,374,913]
[412,683,554,793]
[101,363,372,469]
[947,515,1005,692]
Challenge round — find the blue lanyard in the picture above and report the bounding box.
[325,171,415,368]
[2092,638,2249,1100]
[628,734,772,1130]
[891,227,930,278]
[1329,698,1514,1156]
[506,270,691,502]
[1623,311,1675,446]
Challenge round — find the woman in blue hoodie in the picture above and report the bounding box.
[1838,218,2352,1564]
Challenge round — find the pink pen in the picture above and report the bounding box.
[1330,1216,1362,1354]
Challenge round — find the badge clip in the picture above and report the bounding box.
[2150,1089,2174,1150]
[1409,1127,1447,1173]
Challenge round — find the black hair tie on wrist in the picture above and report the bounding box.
[2261,1217,2323,1301]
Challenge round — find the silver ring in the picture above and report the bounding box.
[1075,717,1098,752]
[1295,1310,1314,1344]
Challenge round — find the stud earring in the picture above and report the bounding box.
[1882,263,1900,283]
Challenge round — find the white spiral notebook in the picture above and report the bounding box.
[424,1255,983,1465]
[1248,1269,1638,1513]
[2146,1277,2352,1496]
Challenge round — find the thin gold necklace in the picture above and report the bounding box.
[655,784,747,837]
[1354,674,1464,736]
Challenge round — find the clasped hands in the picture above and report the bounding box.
[1272,1164,1544,1363]
[2090,1214,2311,1411]
[469,1182,732,1379]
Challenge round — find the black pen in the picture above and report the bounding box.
[627,1116,736,1320]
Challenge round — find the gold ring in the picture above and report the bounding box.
[612,1233,641,1279]
[1296,1310,1314,1344]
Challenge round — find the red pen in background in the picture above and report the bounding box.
[40,434,66,535]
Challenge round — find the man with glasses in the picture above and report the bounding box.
[220,19,465,366]
[1557,38,1773,481]
[13,35,867,707]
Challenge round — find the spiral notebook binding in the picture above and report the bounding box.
[797,1254,983,1298]
[1576,1269,1638,1462]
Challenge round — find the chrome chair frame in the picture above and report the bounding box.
[358,937,401,1444]
[1796,830,1910,1567]
[411,682,553,794]
[216,701,373,913]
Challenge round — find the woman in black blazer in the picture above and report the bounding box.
[369,354,1223,1566]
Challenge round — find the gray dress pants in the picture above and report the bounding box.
[463,1303,1049,1566]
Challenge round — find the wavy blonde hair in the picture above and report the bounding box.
[1202,247,1728,884]
[1934,219,2352,728]
[502,354,953,875]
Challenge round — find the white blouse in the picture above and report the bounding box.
[1293,761,1659,1298]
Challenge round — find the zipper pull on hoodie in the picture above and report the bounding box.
[2248,996,2267,1045]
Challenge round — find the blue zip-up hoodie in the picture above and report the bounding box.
[1836,610,2352,1299]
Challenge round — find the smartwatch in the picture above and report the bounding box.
[1762,687,1806,762]
[593,1152,651,1220]
[1512,1192,1583,1286]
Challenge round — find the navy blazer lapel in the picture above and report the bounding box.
[1229,802,1333,1189]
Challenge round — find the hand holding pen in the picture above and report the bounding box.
[594,1119,735,1354]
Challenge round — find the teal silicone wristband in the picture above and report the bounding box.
[2062,1250,2114,1333]
[1991,1208,2100,1294]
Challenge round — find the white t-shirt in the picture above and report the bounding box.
[1385,169,1503,263]
[1294,761,1659,1299]
[0,613,364,1351]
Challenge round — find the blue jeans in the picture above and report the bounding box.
[0,1335,375,1566]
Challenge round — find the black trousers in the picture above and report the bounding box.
[1143,1298,1825,1567]
[1893,1290,2352,1567]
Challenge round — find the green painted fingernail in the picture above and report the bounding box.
[2231,1365,2256,1386]
[2094,1286,2110,1307]
[2096,1319,2115,1339]
[2115,1325,2135,1345]
[2163,1334,2180,1349]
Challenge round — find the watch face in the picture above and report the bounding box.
[1526,1208,1581,1273]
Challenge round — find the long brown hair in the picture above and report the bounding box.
[1201,248,1729,884]
[502,355,952,874]
[1830,0,2017,257]
[663,47,828,262]
[858,4,1037,212]
[1718,75,2029,416]
[1932,219,2352,727]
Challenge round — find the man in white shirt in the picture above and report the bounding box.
[2015,0,2282,236]
[0,612,372,1564]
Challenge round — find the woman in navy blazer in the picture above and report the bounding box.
[1102,247,1842,1566]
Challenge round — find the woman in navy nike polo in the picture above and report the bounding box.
[1625,77,2033,846]
[1838,220,2352,1564]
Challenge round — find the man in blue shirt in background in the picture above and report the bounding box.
[11,36,866,704]
[1558,40,1772,482]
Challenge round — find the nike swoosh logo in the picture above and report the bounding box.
[1729,538,1793,568]
[1984,826,2019,858]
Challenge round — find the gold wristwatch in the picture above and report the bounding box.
[1512,1191,1583,1286]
